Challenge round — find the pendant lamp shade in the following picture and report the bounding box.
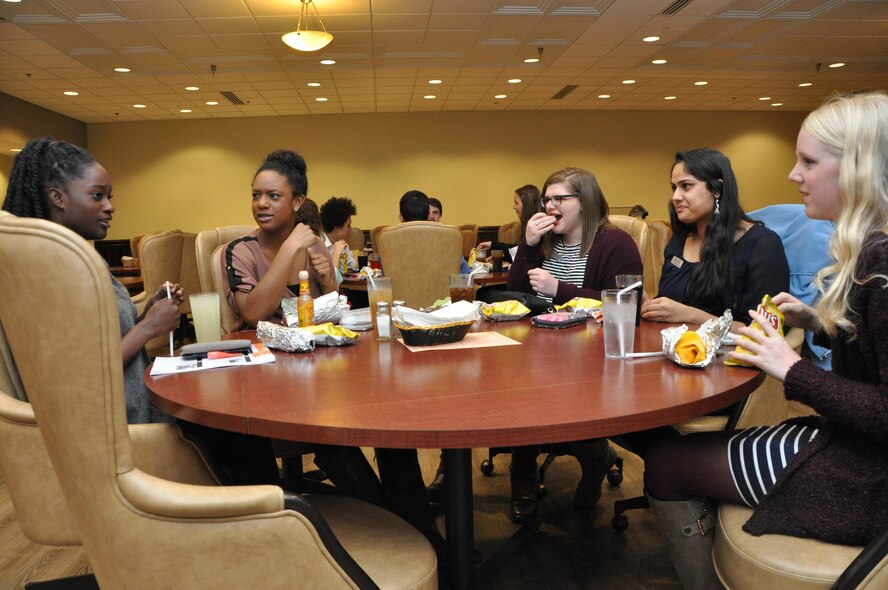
[282,0,333,52]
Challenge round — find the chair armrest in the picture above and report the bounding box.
[833,522,888,589]
[128,423,220,486]
[118,469,283,518]
[0,391,36,424]
[131,290,147,315]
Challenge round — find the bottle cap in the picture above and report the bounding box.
[298,270,309,281]
[376,301,390,311]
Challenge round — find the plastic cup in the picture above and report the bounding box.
[475,248,489,263]
[449,273,474,303]
[368,253,381,270]
[367,277,393,325]
[602,289,637,358]
[615,274,643,326]
[189,292,222,343]
[491,249,504,273]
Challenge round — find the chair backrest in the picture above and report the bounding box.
[129,233,145,267]
[377,221,463,308]
[458,224,478,258]
[369,225,387,253]
[179,232,201,315]
[195,225,254,293]
[0,214,379,589]
[608,215,654,294]
[644,218,671,297]
[138,229,184,355]
[498,221,521,244]
[346,227,365,251]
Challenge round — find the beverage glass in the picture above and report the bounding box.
[490,249,505,273]
[449,274,474,303]
[189,292,222,343]
[368,253,382,271]
[475,248,488,263]
[615,274,644,326]
[367,277,393,325]
[602,289,637,358]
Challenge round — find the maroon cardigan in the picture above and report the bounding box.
[744,234,888,546]
[507,225,643,304]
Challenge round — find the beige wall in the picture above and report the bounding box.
[89,109,806,239]
[0,92,88,196]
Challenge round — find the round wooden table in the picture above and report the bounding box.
[147,319,763,589]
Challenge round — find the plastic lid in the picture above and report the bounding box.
[298,270,309,280]
[376,301,390,310]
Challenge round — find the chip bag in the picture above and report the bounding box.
[725,294,784,367]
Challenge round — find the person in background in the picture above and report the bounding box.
[428,197,442,221]
[644,91,888,590]
[320,196,359,283]
[506,167,643,523]
[477,184,541,263]
[1,137,281,486]
[641,148,789,332]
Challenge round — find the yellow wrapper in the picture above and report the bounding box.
[554,297,602,312]
[304,322,359,346]
[725,294,784,367]
[676,331,707,364]
[467,248,477,266]
[481,300,531,321]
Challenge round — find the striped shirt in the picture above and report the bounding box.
[538,239,588,302]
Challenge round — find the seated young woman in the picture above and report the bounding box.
[477,183,541,263]
[643,90,888,590]
[641,148,790,331]
[223,149,434,535]
[505,166,644,523]
[2,137,281,486]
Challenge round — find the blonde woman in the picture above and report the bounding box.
[644,92,888,589]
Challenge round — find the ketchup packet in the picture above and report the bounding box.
[725,294,784,367]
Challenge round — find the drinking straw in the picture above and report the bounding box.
[165,281,174,357]
[615,281,641,357]
[616,280,642,299]
[363,266,376,287]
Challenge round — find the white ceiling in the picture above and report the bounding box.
[0,0,886,123]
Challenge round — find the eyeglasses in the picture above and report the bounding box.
[541,193,579,208]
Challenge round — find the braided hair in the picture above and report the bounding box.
[2,137,96,219]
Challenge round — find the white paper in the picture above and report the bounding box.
[149,344,275,376]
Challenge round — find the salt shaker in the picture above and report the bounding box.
[376,301,392,340]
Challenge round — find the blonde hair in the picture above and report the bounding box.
[804,92,888,336]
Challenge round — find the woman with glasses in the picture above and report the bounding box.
[641,148,789,331]
[505,167,643,523]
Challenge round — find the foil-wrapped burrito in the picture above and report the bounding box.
[662,310,733,368]
[282,291,350,326]
[256,321,315,353]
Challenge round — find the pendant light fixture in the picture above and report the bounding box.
[282,0,333,52]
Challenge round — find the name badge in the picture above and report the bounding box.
[670,256,684,269]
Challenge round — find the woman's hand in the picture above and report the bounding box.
[527,268,558,298]
[477,240,492,251]
[283,223,318,253]
[142,282,183,318]
[641,296,699,324]
[139,295,181,339]
[772,291,821,331]
[331,239,348,264]
[308,245,337,293]
[728,309,802,382]
[525,212,556,246]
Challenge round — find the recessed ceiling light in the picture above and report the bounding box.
[11,148,22,152]
[307,82,321,87]
[320,59,336,65]
[694,81,708,86]
[665,96,677,100]
[652,59,667,65]
[524,57,539,63]
[185,86,199,91]
[180,109,192,113]
[315,97,328,102]
[3,1,23,3]
[508,78,522,84]
[771,103,783,107]
[622,80,635,85]
[63,91,79,96]
[133,104,146,108]
[205,101,218,106]
[798,82,813,87]
[114,67,131,73]
[759,96,771,101]
[598,94,610,99]
[428,79,442,85]
[495,94,507,99]
[828,62,845,68]
[643,36,660,42]
[424,95,436,99]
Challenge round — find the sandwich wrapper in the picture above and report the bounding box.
[393,300,480,328]
[282,291,349,326]
[661,310,733,368]
[257,321,315,352]
[481,300,530,322]
[340,307,373,331]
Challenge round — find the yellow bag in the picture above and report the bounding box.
[725,294,784,367]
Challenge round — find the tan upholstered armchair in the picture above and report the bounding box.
[0,214,436,589]
[138,229,185,355]
[347,226,366,251]
[369,225,387,253]
[458,224,478,258]
[377,221,463,308]
[195,225,253,335]
[497,221,521,245]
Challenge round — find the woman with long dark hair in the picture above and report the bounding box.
[476,184,541,262]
